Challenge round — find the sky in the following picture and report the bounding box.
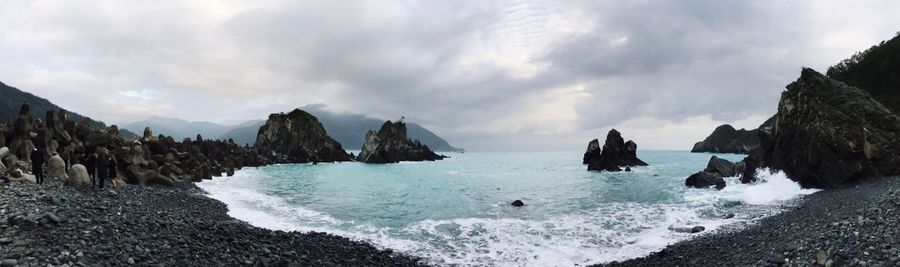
[1,0,899,151]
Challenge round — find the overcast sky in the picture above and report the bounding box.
[1,1,899,151]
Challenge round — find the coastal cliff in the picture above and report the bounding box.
[255,109,351,163]
[356,120,446,163]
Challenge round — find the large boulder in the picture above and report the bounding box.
[586,129,648,172]
[685,171,726,190]
[46,155,68,180]
[356,120,446,163]
[704,156,738,177]
[125,165,174,186]
[65,164,91,190]
[8,169,35,184]
[761,68,900,188]
[255,109,350,163]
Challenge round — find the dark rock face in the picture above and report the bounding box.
[704,156,738,177]
[691,124,760,154]
[760,68,900,189]
[685,171,725,190]
[582,139,601,164]
[356,120,446,163]
[586,129,648,172]
[255,109,350,163]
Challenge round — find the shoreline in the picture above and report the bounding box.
[596,176,900,266]
[0,177,425,266]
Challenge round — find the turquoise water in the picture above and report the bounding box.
[198,151,817,266]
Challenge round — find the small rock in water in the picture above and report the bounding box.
[723,213,735,219]
[511,200,525,207]
[690,226,705,233]
[625,167,632,172]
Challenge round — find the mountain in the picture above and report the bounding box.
[0,81,138,139]
[220,105,460,151]
[217,119,264,146]
[125,117,232,141]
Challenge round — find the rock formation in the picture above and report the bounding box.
[757,68,900,188]
[585,129,648,172]
[355,120,446,163]
[691,124,761,154]
[685,171,726,190]
[582,139,600,164]
[65,164,91,190]
[255,109,350,163]
[704,156,740,177]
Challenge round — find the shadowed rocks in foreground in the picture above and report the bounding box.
[584,129,648,172]
[759,68,900,188]
[356,120,446,163]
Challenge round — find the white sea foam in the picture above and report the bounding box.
[199,164,820,267]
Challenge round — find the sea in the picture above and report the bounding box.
[196,151,819,266]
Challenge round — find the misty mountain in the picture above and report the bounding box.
[220,105,460,151]
[0,81,139,139]
[124,117,233,141]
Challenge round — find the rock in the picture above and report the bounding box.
[0,259,16,266]
[511,200,525,207]
[690,226,705,233]
[255,109,350,163]
[760,68,900,188]
[723,213,735,219]
[356,120,446,163]
[65,164,91,190]
[582,139,601,164]
[691,124,761,154]
[685,171,725,190]
[738,148,764,184]
[0,147,8,160]
[704,156,737,177]
[625,167,631,172]
[44,212,62,224]
[125,165,174,186]
[0,161,5,176]
[586,129,648,172]
[47,155,68,180]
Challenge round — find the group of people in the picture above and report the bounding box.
[29,147,119,188]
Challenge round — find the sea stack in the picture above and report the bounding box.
[356,120,446,163]
[585,129,648,172]
[757,68,900,189]
[255,108,351,163]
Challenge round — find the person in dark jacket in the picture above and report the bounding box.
[85,153,97,188]
[30,148,45,185]
[96,153,108,189]
[108,157,118,188]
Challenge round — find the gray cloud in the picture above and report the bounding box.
[1,1,899,151]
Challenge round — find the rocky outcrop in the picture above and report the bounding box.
[582,139,600,164]
[685,171,725,190]
[255,109,350,163]
[691,124,760,154]
[356,120,446,163]
[585,129,648,172]
[760,68,900,188]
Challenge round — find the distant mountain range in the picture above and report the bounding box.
[124,117,233,141]
[0,81,138,139]
[219,104,461,151]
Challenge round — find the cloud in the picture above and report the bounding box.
[1,0,899,151]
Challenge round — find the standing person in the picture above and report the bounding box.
[30,148,45,185]
[85,153,97,188]
[108,156,118,188]
[96,153,108,189]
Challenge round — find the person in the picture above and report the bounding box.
[96,153,108,189]
[30,148,45,185]
[108,156,118,188]
[85,153,97,188]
